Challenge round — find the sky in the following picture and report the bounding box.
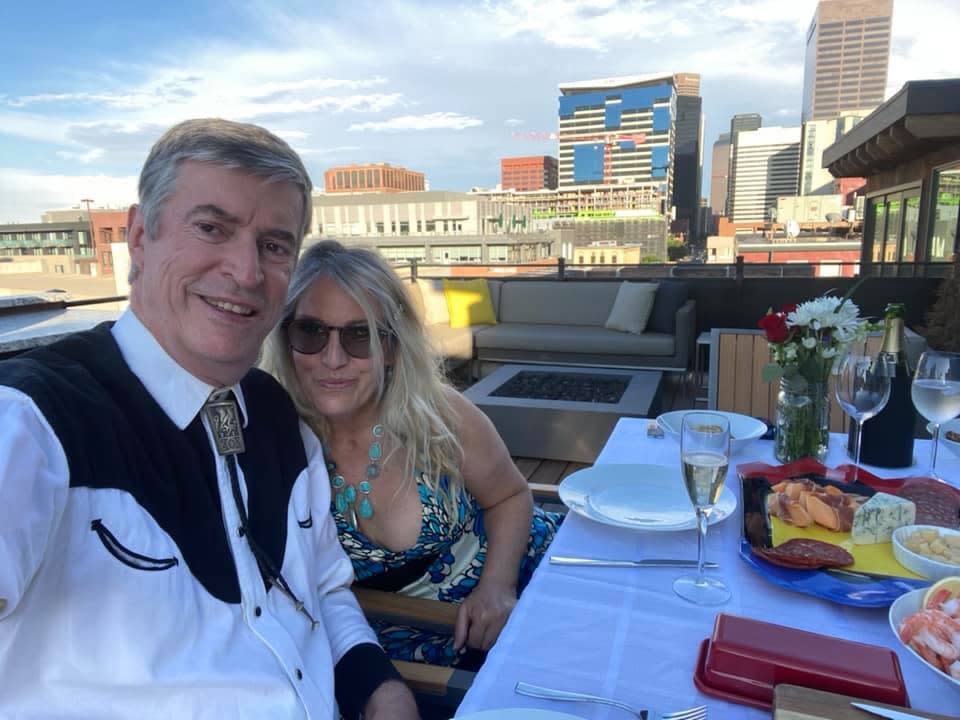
[0,0,957,223]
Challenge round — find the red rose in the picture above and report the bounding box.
[758,312,789,343]
[782,303,797,315]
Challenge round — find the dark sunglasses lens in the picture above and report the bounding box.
[341,326,374,359]
[288,320,329,354]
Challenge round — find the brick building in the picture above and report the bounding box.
[500,156,559,191]
[89,210,130,277]
[324,163,425,194]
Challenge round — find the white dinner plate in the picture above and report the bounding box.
[558,463,737,531]
[457,710,584,720]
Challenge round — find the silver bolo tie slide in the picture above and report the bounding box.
[203,392,319,631]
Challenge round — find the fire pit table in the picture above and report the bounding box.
[464,364,663,463]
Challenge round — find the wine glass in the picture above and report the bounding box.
[835,351,891,482]
[673,412,731,606]
[912,350,960,479]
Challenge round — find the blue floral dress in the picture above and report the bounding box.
[334,472,561,665]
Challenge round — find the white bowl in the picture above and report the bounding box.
[892,524,960,581]
[889,587,960,690]
[656,410,767,456]
[928,418,960,460]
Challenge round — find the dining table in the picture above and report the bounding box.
[455,419,960,719]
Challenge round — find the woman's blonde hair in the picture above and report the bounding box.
[263,240,465,504]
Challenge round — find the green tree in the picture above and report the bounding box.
[922,255,960,352]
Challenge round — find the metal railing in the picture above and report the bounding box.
[395,256,957,281]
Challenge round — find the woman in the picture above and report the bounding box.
[265,240,560,667]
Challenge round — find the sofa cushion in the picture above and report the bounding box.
[474,323,675,356]
[427,324,485,361]
[605,282,658,335]
[443,279,497,328]
[416,279,451,326]
[498,282,621,326]
[647,281,690,334]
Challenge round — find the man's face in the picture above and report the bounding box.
[127,160,302,386]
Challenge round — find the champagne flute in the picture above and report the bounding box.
[835,352,891,482]
[673,412,731,606]
[912,350,960,479]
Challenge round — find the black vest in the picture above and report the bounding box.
[0,323,307,604]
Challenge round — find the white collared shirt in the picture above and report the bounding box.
[0,310,378,719]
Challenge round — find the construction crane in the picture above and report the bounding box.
[557,131,648,185]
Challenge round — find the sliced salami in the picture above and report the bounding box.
[756,538,854,569]
[897,480,960,529]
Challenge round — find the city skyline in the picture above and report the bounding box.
[1,0,956,223]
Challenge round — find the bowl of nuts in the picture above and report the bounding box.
[930,418,960,460]
[893,524,960,580]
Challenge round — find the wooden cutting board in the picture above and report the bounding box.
[773,684,958,720]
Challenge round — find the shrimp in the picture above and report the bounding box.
[899,609,960,675]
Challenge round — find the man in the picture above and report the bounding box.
[0,119,419,719]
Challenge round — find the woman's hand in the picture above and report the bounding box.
[453,581,517,651]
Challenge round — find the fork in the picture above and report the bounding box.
[515,681,708,720]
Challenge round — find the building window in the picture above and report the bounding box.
[884,198,901,263]
[376,222,385,234]
[869,200,886,263]
[900,195,920,262]
[929,166,960,262]
[399,221,409,235]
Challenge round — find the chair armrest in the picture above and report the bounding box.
[674,298,696,369]
[392,660,475,701]
[354,587,459,634]
[529,482,561,503]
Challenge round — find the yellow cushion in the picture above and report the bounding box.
[442,279,498,329]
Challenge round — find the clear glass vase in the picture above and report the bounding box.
[774,376,830,463]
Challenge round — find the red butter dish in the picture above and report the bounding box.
[693,614,910,709]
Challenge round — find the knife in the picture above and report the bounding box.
[851,701,930,720]
[550,555,718,569]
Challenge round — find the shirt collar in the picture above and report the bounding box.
[111,309,249,431]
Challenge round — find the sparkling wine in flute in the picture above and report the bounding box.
[911,379,960,423]
[682,451,728,509]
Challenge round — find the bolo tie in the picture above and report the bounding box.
[204,389,318,631]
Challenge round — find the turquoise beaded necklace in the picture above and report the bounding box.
[325,423,384,529]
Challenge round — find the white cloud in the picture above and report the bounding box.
[886,0,960,96]
[0,169,138,224]
[348,112,483,133]
[504,118,524,127]
[55,148,106,163]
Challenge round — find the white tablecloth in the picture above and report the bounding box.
[456,422,960,719]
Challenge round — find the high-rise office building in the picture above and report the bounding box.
[710,133,731,218]
[672,73,704,240]
[557,74,676,209]
[801,0,893,122]
[729,127,801,223]
[324,163,425,194]
[501,156,559,191]
[726,113,763,215]
[800,111,870,195]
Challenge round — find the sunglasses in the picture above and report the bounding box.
[285,318,391,358]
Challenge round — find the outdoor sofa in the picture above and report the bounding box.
[407,278,696,377]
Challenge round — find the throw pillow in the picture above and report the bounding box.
[443,279,498,329]
[418,279,451,326]
[604,282,659,335]
[647,281,690,334]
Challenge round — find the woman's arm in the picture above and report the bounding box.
[446,388,534,651]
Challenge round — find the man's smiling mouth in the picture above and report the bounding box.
[202,296,256,316]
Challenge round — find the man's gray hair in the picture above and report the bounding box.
[138,118,313,243]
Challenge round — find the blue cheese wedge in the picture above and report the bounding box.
[851,492,916,545]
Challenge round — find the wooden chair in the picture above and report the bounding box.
[708,328,882,434]
[353,483,561,708]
